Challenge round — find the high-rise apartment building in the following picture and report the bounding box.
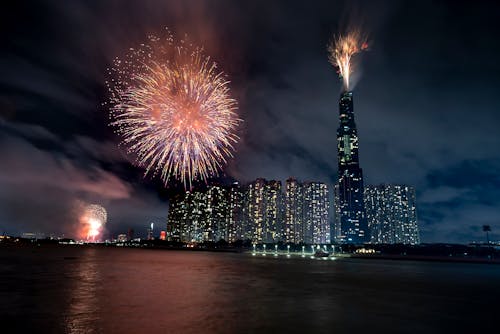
[284,179,330,244]
[247,178,266,243]
[167,190,207,243]
[285,178,303,243]
[264,180,283,243]
[364,184,420,245]
[168,178,330,245]
[245,179,283,243]
[227,182,245,242]
[205,185,228,242]
[303,182,330,244]
[167,188,224,243]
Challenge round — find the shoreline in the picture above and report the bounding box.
[349,253,500,264]
[1,242,498,264]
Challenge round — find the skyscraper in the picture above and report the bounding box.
[247,178,266,243]
[227,182,244,242]
[364,184,420,245]
[167,193,184,242]
[264,180,283,243]
[285,178,303,243]
[245,178,283,243]
[190,191,208,242]
[303,182,330,244]
[167,190,207,243]
[168,187,227,243]
[334,91,368,244]
[205,185,228,242]
[284,179,330,244]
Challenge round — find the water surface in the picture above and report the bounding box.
[1,246,498,333]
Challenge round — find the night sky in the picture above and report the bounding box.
[1,0,499,242]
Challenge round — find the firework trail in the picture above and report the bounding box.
[328,30,368,90]
[105,29,240,188]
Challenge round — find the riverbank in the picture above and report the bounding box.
[350,253,500,264]
[1,237,498,264]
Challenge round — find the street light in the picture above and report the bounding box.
[302,245,305,257]
[275,244,278,256]
[483,225,492,244]
[287,244,290,257]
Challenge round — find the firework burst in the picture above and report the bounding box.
[80,204,107,241]
[105,29,240,188]
[328,30,368,90]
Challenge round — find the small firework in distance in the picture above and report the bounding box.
[82,204,107,242]
[328,30,368,90]
[105,29,240,188]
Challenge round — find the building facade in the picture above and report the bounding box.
[284,179,330,244]
[334,91,368,244]
[364,184,420,245]
[265,180,283,243]
[167,189,213,243]
[285,178,303,243]
[227,182,245,242]
[168,179,330,245]
[303,182,330,244]
[246,178,266,243]
[205,186,228,242]
[245,179,284,243]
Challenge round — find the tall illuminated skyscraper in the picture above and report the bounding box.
[334,91,368,244]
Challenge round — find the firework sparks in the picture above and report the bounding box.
[105,29,240,188]
[328,30,368,90]
[80,204,107,241]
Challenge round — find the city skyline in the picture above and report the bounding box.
[2,2,500,333]
[1,0,500,243]
[167,176,419,246]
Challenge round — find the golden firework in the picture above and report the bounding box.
[106,30,240,188]
[328,31,368,90]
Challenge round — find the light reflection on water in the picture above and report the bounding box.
[65,248,101,334]
[1,247,499,333]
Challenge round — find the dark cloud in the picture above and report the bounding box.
[1,0,499,242]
